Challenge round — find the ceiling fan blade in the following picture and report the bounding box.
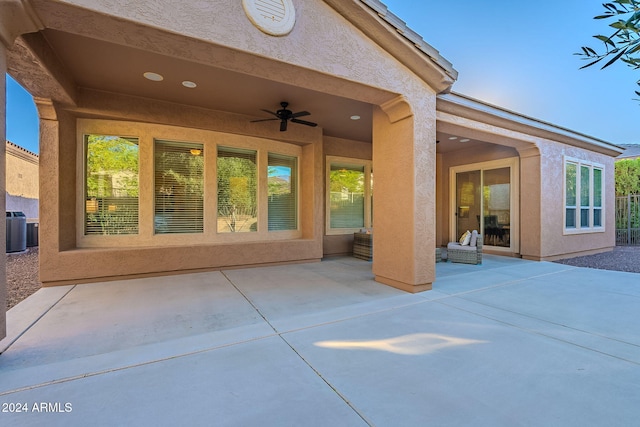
[261,109,280,118]
[291,118,318,127]
[290,111,310,119]
[250,118,279,123]
[280,120,288,132]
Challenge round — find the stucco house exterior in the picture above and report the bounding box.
[5,140,39,221]
[0,0,623,340]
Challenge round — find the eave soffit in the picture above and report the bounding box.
[437,92,625,157]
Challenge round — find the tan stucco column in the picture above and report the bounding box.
[0,45,7,340]
[518,147,542,260]
[372,97,436,293]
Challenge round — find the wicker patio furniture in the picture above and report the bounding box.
[447,230,482,265]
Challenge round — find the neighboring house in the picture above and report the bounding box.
[0,0,624,302]
[5,140,39,221]
[616,144,640,160]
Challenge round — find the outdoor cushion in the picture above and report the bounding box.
[447,242,477,251]
[470,230,478,247]
[458,230,470,244]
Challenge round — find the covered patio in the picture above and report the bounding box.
[1,256,639,425]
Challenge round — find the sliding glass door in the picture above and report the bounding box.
[451,158,519,252]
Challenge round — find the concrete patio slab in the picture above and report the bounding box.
[1,255,639,426]
[283,301,639,427]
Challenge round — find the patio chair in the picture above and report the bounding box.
[447,230,482,265]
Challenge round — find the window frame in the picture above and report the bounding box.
[563,156,605,234]
[83,134,140,236]
[267,152,299,232]
[77,119,302,248]
[325,156,372,236]
[154,139,205,235]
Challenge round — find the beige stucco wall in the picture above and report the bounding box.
[6,141,39,220]
[436,137,615,260]
[373,95,438,292]
[436,95,619,260]
[6,142,38,199]
[536,140,615,260]
[23,0,445,290]
[38,93,324,284]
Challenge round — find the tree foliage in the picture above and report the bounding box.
[577,0,640,99]
[615,158,640,195]
[329,169,365,194]
[86,135,139,197]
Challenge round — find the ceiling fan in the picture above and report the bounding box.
[251,101,317,132]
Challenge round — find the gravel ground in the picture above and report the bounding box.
[3,246,639,310]
[553,245,640,273]
[6,248,41,310]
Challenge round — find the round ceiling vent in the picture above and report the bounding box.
[242,0,296,36]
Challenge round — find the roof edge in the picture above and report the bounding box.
[437,92,625,157]
[323,0,457,93]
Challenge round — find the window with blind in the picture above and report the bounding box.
[85,135,139,235]
[217,147,257,233]
[564,158,604,233]
[326,157,372,234]
[268,153,297,231]
[154,140,204,234]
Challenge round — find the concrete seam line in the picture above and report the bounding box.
[278,334,375,427]
[436,299,640,366]
[220,270,374,425]
[0,285,76,355]
[0,333,279,397]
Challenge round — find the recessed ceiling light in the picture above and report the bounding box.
[182,80,197,88]
[350,115,361,120]
[460,138,470,142]
[448,136,458,140]
[143,72,163,81]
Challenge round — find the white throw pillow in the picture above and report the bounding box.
[458,230,470,245]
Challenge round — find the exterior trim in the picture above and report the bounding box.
[437,92,624,157]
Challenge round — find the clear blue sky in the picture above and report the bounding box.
[4,0,639,154]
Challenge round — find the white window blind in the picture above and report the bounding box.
[85,135,139,235]
[329,163,365,229]
[268,153,297,231]
[154,140,204,234]
[217,147,257,233]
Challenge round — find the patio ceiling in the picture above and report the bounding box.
[12,27,375,142]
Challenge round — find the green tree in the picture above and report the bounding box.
[86,135,139,197]
[217,154,257,232]
[85,135,140,235]
[577,0,640,99]
[615,158,640,194]
[330,169,364,194]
